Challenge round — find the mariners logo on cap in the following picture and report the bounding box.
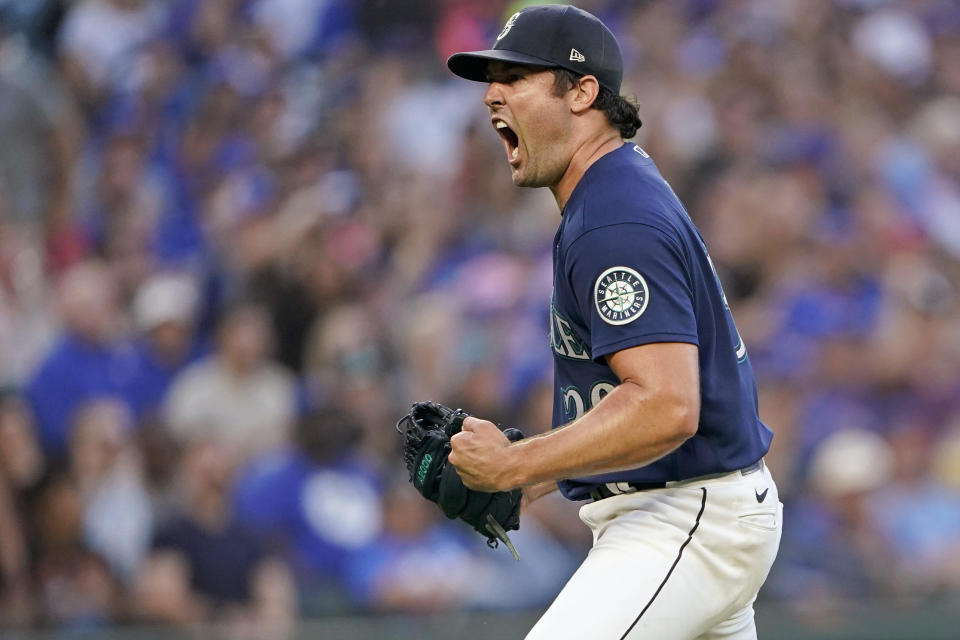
[497,12,521,41]
[594,266,649,325]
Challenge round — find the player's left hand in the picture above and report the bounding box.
[449,417,515,492]
[396,402,524,559]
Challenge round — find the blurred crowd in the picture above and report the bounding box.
[0,0,959,633]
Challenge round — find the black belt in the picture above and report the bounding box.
[588,460,764,502]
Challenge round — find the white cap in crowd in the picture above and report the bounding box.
[132,274,199,333]
[808,428,895,497]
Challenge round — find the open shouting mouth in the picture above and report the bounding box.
[493,118,521,166]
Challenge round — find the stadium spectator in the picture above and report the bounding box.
[770,428,898,607]
[0,25,80,255]
[868,420,960,598]
[164,302,296,459]
[58,0,168,107]
[136,436,295,635]
[68,397,152,585]
[25,260,137,460]
[124,272,205,421]
[343,481,486,613]
[28,472,119,629]
[0,390,43,627]
[0,0,959,630]
[301,304,396,459]
[0,390,45,499]
[233,409,382,615]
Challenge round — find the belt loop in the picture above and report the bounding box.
[740,459,763,476]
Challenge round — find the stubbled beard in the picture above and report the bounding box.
[513,157,564,189]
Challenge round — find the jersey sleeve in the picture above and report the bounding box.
[564,222,698,361]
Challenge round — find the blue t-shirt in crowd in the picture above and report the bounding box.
[25,332,138,459]
[343,525,475,607]
[233,449,382,580]
[550,143,772,499]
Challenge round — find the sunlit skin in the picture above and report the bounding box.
[450,342,699,495]
[450,63,701,500]
[484,64,572,188]
[483,62,622,209]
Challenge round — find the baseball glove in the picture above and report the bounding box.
[396,401,523,560]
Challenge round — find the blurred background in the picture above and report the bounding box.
[0,0,959,638]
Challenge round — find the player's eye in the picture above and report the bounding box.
[489,73,520,84]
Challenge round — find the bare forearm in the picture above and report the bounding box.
[503,381,695,489]
[521,480,559,511]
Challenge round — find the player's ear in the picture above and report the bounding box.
[569,75,600,114]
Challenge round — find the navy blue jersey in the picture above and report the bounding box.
[551,143,772,500]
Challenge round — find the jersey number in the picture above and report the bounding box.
[562,382,616,422]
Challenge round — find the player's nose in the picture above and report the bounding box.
[484,82,506,110]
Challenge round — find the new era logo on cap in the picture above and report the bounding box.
[569,48,585,62]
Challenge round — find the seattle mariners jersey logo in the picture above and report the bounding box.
[594,266,649,325]
[497,12,520,41]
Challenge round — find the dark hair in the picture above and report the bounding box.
[551,69,642,139]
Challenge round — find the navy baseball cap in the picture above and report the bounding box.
[447,5,623,94]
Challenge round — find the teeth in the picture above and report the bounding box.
[496,121,508,129]
[511,147,519,160]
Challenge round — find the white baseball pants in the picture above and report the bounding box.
[526,462,782,640]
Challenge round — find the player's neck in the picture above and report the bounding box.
[551,130,623,211]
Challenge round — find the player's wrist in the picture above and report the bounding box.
[502,436,557,490]
[500,440,530,491]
